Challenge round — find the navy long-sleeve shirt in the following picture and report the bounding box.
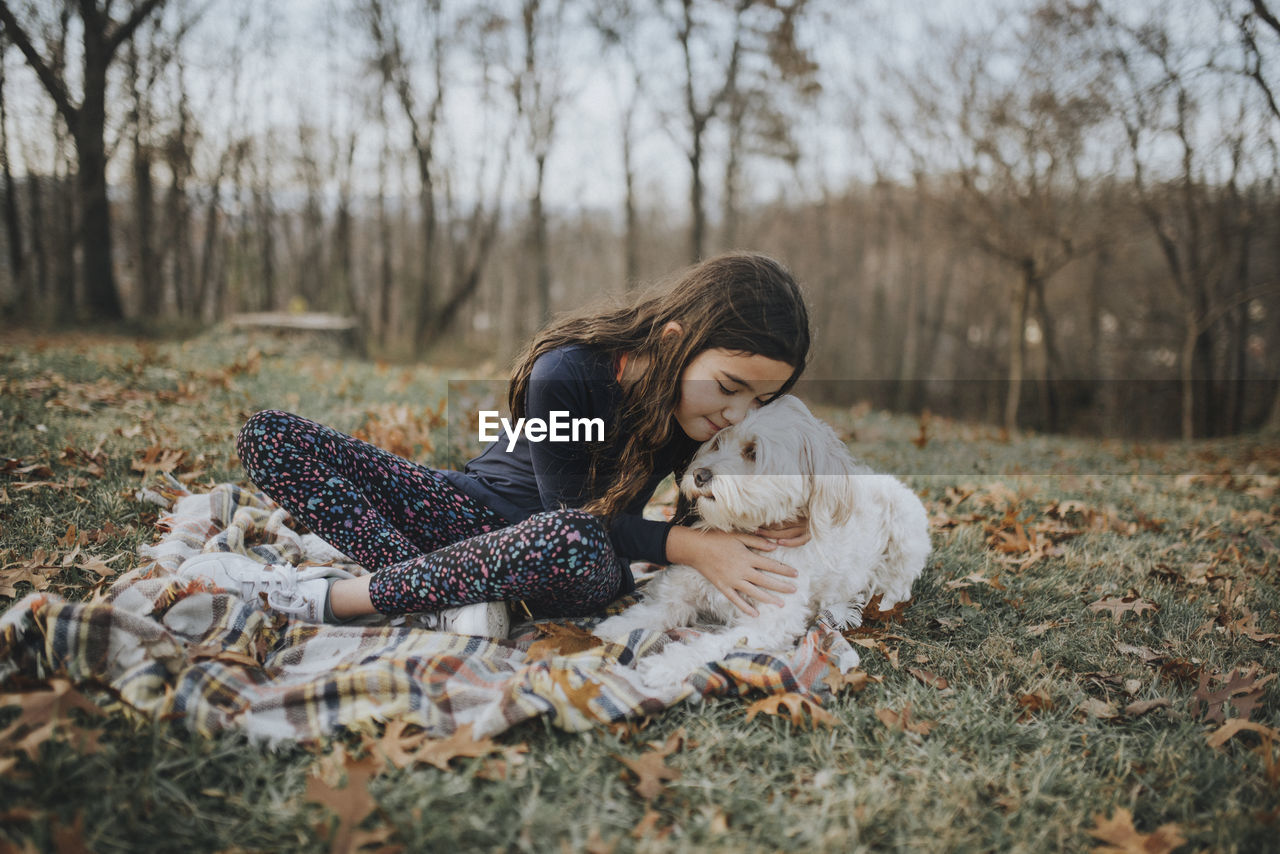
[441,344,699,590]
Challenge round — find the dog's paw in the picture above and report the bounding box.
[816,596,866,631]
[635,653,697,693]
[592,615,644,642]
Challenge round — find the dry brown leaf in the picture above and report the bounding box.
[1227,609,1280,642]
[822,669,878,695]
[525,622,605,662]
[546,667,604,715]
[1086,807,1186,854]
[615,729,685,801]
[188,643,261,670]
[629,808,672,840]
[875,703,935,735]
[944,571,1006,591]
[49,812,93,854]
[1124,698,1172,717]
[1077,698,1119,720]
[413,723,514,772]
[0,679,106,760]
[912,410,930,449]
[1191,667,1276,724]
[1017,689,1055,722]
[744,693,839,729]
[305,750,385,854]
[908,668,950,691]
[131,445,188,478]
[0,550,62,597]
[372,719,426,770]
[1205,718,1280,750]
[1087,596,1159,623]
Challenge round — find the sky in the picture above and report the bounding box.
[3,0,1272,216]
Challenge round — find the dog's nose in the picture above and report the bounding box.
[693,468,712,488]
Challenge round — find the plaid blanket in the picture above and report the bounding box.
[0,480,860,743]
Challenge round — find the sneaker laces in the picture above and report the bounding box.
[253,565,347,617]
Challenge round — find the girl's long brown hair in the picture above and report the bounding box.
[507,252,811,518]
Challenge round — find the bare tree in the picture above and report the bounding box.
[589,0,647,284]
[513,0,569,327]
[0,0,169,320]
[902,11,1105,434]
[665,0,749,261]
[1097,1,1276,437]
[0,33,25,317]
[719,0,818,247]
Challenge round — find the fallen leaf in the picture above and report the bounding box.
[1227,609,1280,643]
[1087,596,1159,623]
[912,410,930,449]
[525,622,605,662]
[372,719,425,770]
[1086,807,1186,854]
[0,679,106,760]
[944,572,1006,591]
[1017,689,1055,722]
[875,703,935,735]
[131,445,189,479]
[188,643,261,670]
[908,668,949,691]
[744,693,839,729]
[1026,619,1071,636]
[615,729,684,801]
[50,812,92,854]
[546,667,603,714]
[1205,718,1280,750]
[413,723,513,772]
[1124,698,1172,717]
[305,750,384,854]
[823,669,878,695]
[1191,667,1276,724]
[629,808,672,840]
[1077,698,1119,720]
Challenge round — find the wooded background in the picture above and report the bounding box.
[2,0,1278,438]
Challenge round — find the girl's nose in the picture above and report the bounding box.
[723,399,752,425]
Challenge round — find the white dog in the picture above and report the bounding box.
[593,395,930,690]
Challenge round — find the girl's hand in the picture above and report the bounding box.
[665,526,799,618]
[755,516,810,547]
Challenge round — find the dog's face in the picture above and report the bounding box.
[679,395,861,535]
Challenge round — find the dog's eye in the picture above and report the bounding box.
[742,441,756,462]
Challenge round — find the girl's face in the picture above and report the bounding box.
[674,348,795,442]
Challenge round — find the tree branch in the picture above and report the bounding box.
[107,0,168,55]
[1252,0,1280,37]
[0,3,79,126]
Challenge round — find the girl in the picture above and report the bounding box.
[180,252,812,637]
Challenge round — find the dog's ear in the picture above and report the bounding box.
[794,404,861,535]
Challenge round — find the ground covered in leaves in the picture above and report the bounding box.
[1,329,1278,853]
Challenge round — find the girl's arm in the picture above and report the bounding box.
[665,525,798,618]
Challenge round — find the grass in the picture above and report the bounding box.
[1,328,1278,853]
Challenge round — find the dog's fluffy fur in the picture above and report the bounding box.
[593,395,931,690]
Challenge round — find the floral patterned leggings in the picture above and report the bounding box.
[236,410,626,618]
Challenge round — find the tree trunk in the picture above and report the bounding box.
[1180,305,1197,441]
[0,44,26,314]
[688,125,705,262]
[622,93,639,286]
[1004,269,1030,435]
[76,39,123,320]
[532,151,550,326]
[130,124,158,313]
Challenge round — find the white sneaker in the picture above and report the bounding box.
[420,601,510,639]
[178,552,354,622]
